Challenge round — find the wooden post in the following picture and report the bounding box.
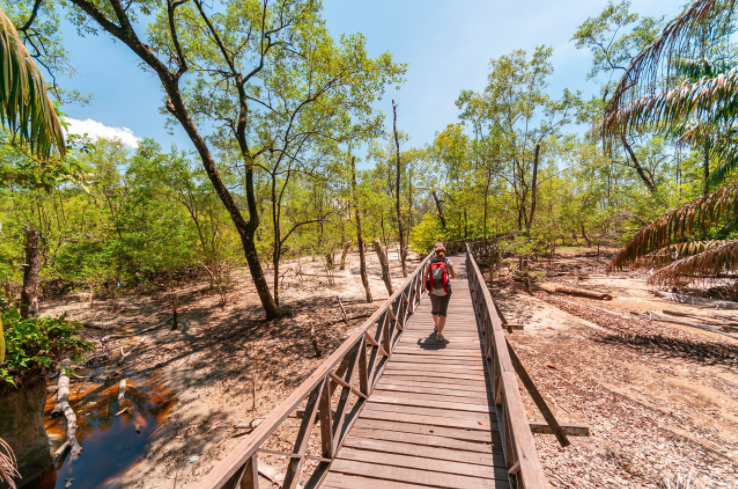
[20,228,40,319]
[374,238,394,295]
[351,156,372,303]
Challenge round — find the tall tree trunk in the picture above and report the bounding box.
[581,223,592,247]
[21,228,40,319]
[620,133,655,192]
[525,142,541,233]
[432,190,446,228]
[374,238,394,295]
[340,239,352,271]
[351,157,372,303]
[392,100,407,278]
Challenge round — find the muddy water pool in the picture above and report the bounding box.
[27,370,175,489]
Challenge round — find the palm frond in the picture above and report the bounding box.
[597,69,738,136]
[605,0,737,117]
[0,438,20,489]
[634,239,727,268]
[0,7,64,158]
[610,182,738,269]
[648,240,738,285]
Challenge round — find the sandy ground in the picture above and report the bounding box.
[495,247,738,489]
[35,245,738,489]
[39,246,421,489]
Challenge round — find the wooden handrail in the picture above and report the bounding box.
[196,249,435,489]
[464,241,547,489]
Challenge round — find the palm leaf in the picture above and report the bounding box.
[610,182,738,269]
[0,438,19,489]
[648,240,738,284]
[634,239,728,268]
[606,0,737,118]
[0,7,64,158]
[597,69,738,136]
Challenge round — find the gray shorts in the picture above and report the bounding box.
[430,293,452,316]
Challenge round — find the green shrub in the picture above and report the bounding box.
[0,308,93,390]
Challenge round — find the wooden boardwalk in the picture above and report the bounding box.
[322,258,509,488]
[197,241,549,489]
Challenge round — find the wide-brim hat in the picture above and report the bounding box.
[434,242,446,251]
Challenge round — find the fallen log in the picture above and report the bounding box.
[117,378,126,406]
[51,360,82,461]
[233,417,265,431]
[119,337,147,365]
[653,291,738,309]
[554,286,612,300]
[631,311,738,340]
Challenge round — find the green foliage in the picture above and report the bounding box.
[0,6,65,159]
[0,307,92,388]
[410,214,450,253]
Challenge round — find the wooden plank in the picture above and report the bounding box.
[529,421,590,437]
[318,377,334,459]
[353,419,500,444]
[342,436,504,467]
[322,473,430,489]
[358,408,496,432]
[389,351,484,361]
[374,377,488,393]
[375,374,488,387]
[506,339,570,448]
[336,447,509,481]
[349,427,501,453]
[393,345,482,353]
[384,363,484,373]
[374,383,490,399]
[239,454,258,489]
[369,394,493,414]
[387,356,484,366]
[283,381,323,489]
[363,402,494,421]
[329,459,509,489]
[381,370,485,381]
[398,341,482,349]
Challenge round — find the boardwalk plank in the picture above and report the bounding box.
[336,447,509,480]
[353,418,499,443]
[342,437,504,467]
[349,427,501,452]
[329,459,509,489]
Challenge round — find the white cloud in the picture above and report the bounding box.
[64,117,141,148]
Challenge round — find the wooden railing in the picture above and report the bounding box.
[465,241,548,489]
[195,250,434,489]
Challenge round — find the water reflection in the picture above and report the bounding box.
[28,371,175,489]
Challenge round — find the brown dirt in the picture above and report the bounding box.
[496,247,738,488]
[37,247,420,489]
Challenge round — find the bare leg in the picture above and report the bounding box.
[437,316,447,335]
[432,314,439,327]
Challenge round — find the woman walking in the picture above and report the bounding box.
[422,242,456,341]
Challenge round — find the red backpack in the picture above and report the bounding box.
[429,260,449,296]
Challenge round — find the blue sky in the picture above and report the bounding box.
[59,0,685,156]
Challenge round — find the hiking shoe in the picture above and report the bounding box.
[436,334,444,342]
[434,325,438,333]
